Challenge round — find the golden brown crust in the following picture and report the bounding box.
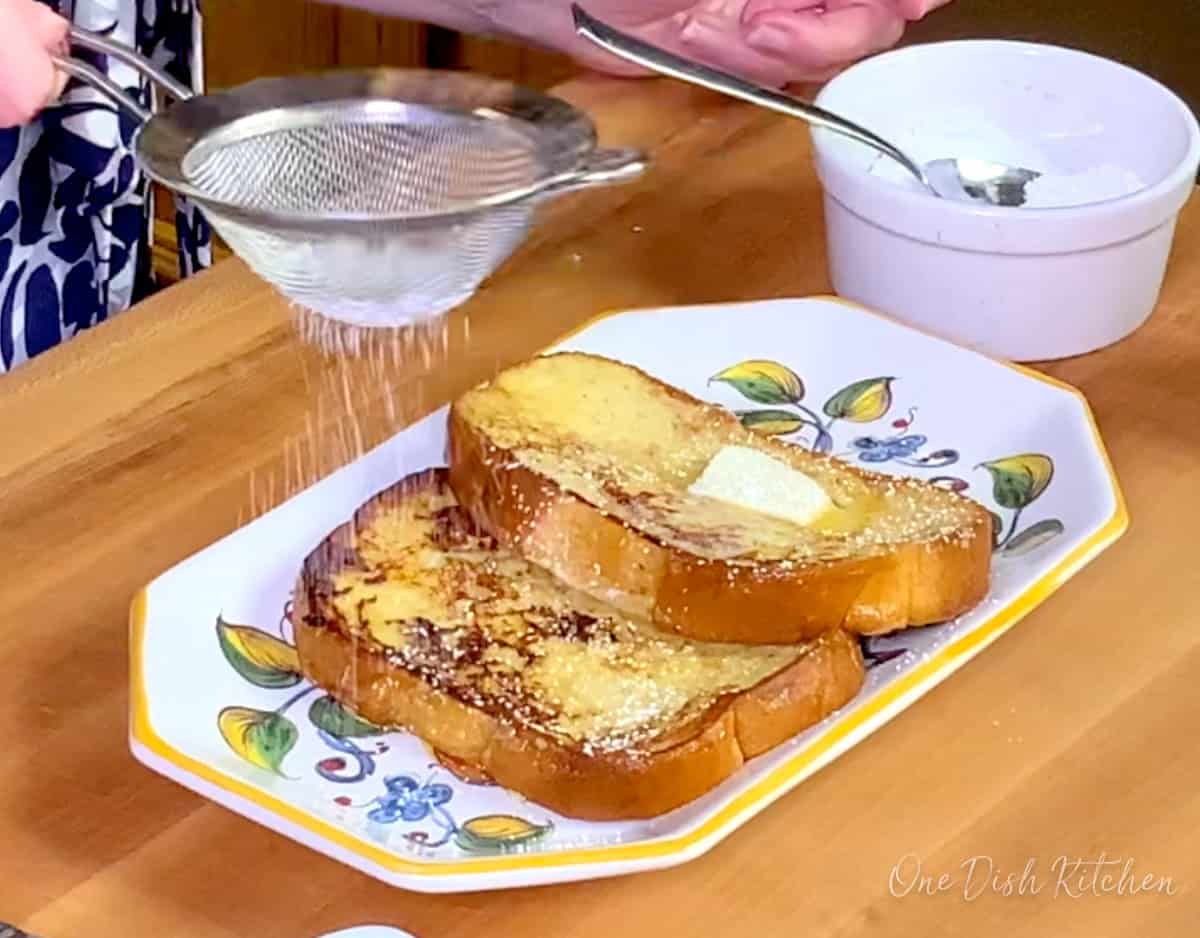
[293,600,864,821]
[446,353,993,642]
[292,470,866,821]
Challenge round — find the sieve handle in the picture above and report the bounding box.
[544,147,648,195]
[51,54,151,123]
[63,25,194,104]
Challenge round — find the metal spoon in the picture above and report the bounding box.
[571,4,1042,207]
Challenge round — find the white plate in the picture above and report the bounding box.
[130,297,1127,892]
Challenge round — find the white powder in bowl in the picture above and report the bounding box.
[1021,163,1145,208]
[866,108,1054,190]
[864,110,1145,209]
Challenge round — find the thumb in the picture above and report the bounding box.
[25,0,70,49]
[25,1,70,106]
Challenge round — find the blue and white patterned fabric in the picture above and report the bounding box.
[0,0,210,373]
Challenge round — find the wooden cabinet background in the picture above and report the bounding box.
[200,1,575,91]
[152,0,1198,285]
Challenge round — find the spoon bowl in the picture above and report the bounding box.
[925,158,1043,207]
[571,4,1043,207]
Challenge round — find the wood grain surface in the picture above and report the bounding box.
[1,76,1198,937]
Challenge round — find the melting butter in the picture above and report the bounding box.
[688,445,834,527]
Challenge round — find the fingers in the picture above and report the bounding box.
[674,10,806,87]
[571,7,804,88]
[742,0,951,24]
[32,1,71,104]
[741,2,905,79]
[0,0,69,127]
[891,0,953,19]
[25,0,69,48]
[551,0,952,90]
[48,60,70,108]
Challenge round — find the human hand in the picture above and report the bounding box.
[0,0,69,128]
[485,0,952,87]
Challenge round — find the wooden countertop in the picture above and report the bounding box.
[2,76,1198,937]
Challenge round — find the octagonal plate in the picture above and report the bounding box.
[131,297,1127,892]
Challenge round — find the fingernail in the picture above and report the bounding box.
[746,24,793,55]
[46,72,69,107]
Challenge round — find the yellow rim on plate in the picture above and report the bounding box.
[128,296,1129,878]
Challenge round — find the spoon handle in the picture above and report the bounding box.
[571,4,928,187]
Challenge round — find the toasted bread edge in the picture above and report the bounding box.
[447,352,993,642]
[291,469,866,821]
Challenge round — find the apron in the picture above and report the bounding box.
[0,0,211,373]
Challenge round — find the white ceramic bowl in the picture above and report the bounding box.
[811,40,1200,362]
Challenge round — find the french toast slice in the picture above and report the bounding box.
[447,352,992,643]
[293,469,864,821]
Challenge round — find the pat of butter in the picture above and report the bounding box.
[688,445,833,526]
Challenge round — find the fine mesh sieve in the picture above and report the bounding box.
[54,28,647,328]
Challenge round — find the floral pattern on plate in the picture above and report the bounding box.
[131,297,1126,892]
[213,613,552,855]
[708,357,1066,667]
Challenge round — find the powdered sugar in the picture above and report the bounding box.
[1021,163,1145,208]
[868,107,1054,190]
[866,108,1145,208]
